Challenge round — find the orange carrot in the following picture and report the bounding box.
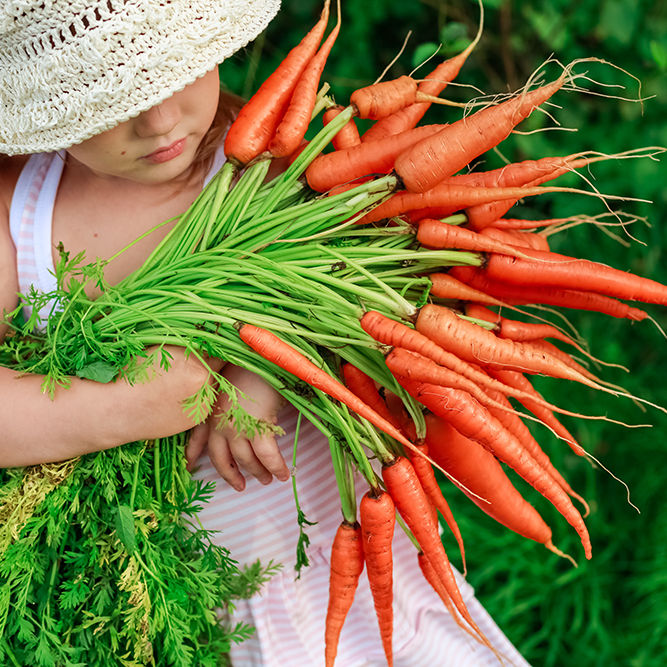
[305,124,444,192]
[408,441,467,573]
[361,5,483,142]
[238,324,415,452]
[487,368,586,457]
[424,414,561,549]
[416,218,533,257]
[341,363,398,428]
[224,1,330,164]
[485,248,667,306]
[415,304,605,388]
[325,521,365,667]
[323,106,361,151]
[361,311,589,420]
[382,456,494,645]
[394,74,567,192]
[480,385,586,507]
[269,11,341,158]
[399,381,592,558]
[480,227,550,251]
[448,266,649,321]
[356,182,560,225]
[351,76,419,119]
[428,272,508,307]
[359,490,396,667]
[382,390,418,441]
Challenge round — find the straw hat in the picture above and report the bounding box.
[0,0,281,155]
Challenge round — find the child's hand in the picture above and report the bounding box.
[186,365,291,491]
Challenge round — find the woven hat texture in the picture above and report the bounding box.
[0,0,281,155]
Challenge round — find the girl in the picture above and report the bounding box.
[0,1,530,665]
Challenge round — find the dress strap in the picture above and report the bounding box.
[203,142,227,188]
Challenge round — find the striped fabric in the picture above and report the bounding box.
[10,151,531,667]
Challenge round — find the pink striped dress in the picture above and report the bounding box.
[10,150,532,667]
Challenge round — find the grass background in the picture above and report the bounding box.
[220,2,667,664]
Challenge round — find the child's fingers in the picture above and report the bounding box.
[185,422,209,471]
[250,434,291,482]
[227,434,274,486]
[207,428,248,491]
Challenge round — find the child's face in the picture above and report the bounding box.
[66,68,221,185]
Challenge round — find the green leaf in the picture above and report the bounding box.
[114,505,136,554]
[75,361,118,383]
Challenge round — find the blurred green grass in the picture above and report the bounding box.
[220,2,667,664]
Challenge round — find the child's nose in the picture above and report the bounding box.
[133,98,182,138]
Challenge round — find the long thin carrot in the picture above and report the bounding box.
[415,304,606,388]
[305,124,444,192]
[394,74,567,192]
[325,521,365,667]
[356,182,567,225]
[351,76,419,120]
[416,218,534,257]
[480,385,588,511]
[224,1,330,164]
[238,324,414,453]
[408,441,467,574]
[361,310,595,420]
[361,0,484,142]
[487,368,586,457]
[359,490,396,667]
[269,8,341,158]
[485,248,667,306]
[382,456,495,648]
[428,272,508,307]
[424,414,571,561]
[400,381,592,559]
[448,266,649,320]
[341,363,398,428]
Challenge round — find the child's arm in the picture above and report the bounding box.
[0,349,223,467]
[186,365,291,491]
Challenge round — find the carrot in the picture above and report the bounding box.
[269,9,341,158]
[238,324,415,453]
[487,368,586,457]
[485,248,667,306]
[428,272,508,307]
[351,76,419,120]
[394,74,567,192]
[305,124,444,192]
[424,414,569,557]
[416,218,534,257]
[408,441,467,574]
[359,490,396,667]
[385,347,529,421]
[341,363,398,428]
[480,385,588,509]
[447,266,650,321]
[382,390,418,441]
[323,106,361,151]
[325,521,365,667]
[527,339,603,385]
[464,304,588,354]
[356,182,563,225]
[415,304,606,388]
[382,456,495,647]
[479,227,551,251]
[361,1,483,142]
[399,381,592,558]
[224,1,330,164]
[466,199,520,230]
[361,311,592,420]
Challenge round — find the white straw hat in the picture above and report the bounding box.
[0,0,281,155]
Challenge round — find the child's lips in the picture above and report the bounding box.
[142,137,187,163]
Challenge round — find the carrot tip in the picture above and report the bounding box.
[545,540,578,568]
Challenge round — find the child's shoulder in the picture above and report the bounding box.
[0,154,29,214]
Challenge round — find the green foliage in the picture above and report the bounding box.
[220,2,667,665]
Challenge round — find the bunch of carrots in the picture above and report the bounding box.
[1,0,665,664]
